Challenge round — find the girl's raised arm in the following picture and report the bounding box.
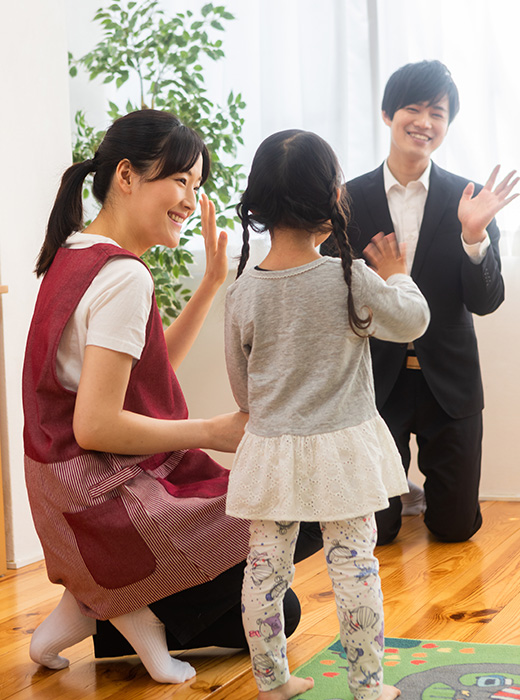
[164,194,228,370]
[73,344,247,454]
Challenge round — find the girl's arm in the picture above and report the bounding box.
[359,233,430,342]
[73,344,247,455]
[164,194,228,371]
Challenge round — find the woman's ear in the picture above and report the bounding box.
[114,159,134,194]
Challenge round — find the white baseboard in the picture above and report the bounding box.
[480,495,520,501]
[7,553,45,570]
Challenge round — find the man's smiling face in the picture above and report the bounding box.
[383,95,450,165]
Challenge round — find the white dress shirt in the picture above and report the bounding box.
[383,160,490,274]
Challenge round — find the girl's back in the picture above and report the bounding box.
[226,256,428,438]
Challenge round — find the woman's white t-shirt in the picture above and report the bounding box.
[56,232,154,391]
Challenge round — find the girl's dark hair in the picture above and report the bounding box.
[382,59,460,123]
[36,109,210,276]
[236,129,371,336]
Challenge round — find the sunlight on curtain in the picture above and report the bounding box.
[197,0,377,179]
[171,0,377,257]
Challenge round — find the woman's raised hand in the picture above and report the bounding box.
[163,194,230,370]
[200,193,228,288]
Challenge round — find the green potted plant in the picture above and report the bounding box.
[70,0,246,321]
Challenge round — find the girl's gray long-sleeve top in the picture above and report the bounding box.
[225,257,430,438]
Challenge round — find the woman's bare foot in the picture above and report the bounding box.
[258,675,314,700]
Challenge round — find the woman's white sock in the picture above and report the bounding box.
[109,606,196,684]
[29,588,96,669]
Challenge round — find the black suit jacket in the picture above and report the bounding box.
[322,162,505,419]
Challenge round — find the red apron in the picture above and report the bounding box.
[22,244,249,619]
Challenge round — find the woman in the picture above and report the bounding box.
[23,109,321,683]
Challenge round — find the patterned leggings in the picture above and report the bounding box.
[242,516,385,698]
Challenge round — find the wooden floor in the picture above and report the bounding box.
[2,500,520,699]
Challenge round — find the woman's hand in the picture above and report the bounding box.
[164,193,229,370]
[200,192,228,289]
[205,411,249,453]
[363,232,407,280]
[458,165,519,245]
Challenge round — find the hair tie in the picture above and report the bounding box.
[84,158,97,172]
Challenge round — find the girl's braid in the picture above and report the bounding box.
[330,191,372,336]
[236,203,251,279]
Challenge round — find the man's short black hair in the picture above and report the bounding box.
[382,60,460,124]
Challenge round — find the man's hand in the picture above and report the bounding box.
[458,165,519,245]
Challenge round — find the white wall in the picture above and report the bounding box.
[476,258,520,499]
[0,0,72,567]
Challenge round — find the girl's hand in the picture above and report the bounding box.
[458,165,519,245]
[200,192,228,288]
[363,232,407,280]
[205,410,249,453]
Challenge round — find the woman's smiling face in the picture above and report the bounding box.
[128,153,204,254]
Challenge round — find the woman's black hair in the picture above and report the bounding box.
[236,129,371,336]
[35,109,210,277]
[382,59,460,123]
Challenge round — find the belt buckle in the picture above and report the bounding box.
[406,355,421,370]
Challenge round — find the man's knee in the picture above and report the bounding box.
[425,508,482,543]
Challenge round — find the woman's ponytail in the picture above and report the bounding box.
[35,159,95,277]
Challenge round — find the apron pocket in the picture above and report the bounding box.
[64,497,157,589]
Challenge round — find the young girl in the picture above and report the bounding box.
[23,109,254,684]
[224,130,430,700]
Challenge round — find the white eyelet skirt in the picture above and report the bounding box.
[226,415,408,522]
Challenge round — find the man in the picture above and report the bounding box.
[323,60,518,544]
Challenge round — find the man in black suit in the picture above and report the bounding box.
[323,60,518,544]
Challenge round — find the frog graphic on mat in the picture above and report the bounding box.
[396,664,520,700]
